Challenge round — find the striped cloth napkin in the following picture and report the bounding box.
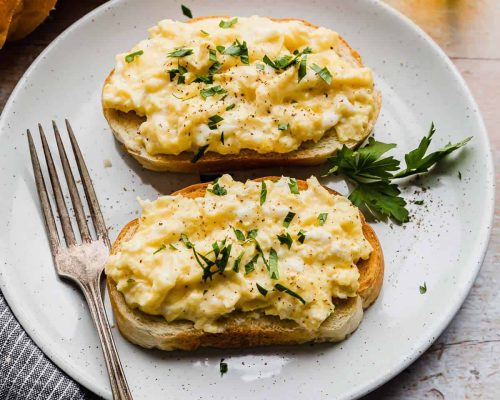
[0,292,98,399]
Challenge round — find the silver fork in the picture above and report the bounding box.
[27,120,132,400]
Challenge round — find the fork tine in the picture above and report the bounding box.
[27,130,60,255]
[39,123,77,247]
[52,121,92,243]
[65,120,110,247]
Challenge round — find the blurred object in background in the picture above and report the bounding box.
[0,0,57,48]
[385,0,500,58]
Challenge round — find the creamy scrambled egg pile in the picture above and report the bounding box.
[102,16,378,156]
[105,176,372,332]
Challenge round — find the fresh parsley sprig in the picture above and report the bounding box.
[325,123,472,223]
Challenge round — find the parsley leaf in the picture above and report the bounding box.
[297,230,306,244]
[325,123,471,224]
[349,181,409,223]
[125,50,143,63]
[283,212,295,228]
[168,48,193,58]
[256,283,268,296]
[221,40,249,64]
[393,123,472,178]
[191,144,209,163]
[277,232,292,249]
[247,229,259,240]
[220,359,228,376]
[317,213,328,226]
[244,254,259,275]
[153,244,166,254]
[233,251,245,272]
[268,248,279,279]
[298,54,308,82]
[274,283,306,304]
[233,227,246,241]
[200,85,227,99]
[208,114,224,130]
[310,63,332,84]
[260,181,267,205]
[207,182,227,196]
[278,123,290,131]
[181,5,192,18]
[193,74,213,84]
[219,18,238,29]
[419,282,427,294]
[288,178,299,194]
[180,233,194,249]
[226,103,236,111]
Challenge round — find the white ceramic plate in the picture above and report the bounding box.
[0,0,494,399]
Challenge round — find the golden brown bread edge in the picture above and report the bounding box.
[106,177,384,351]
[102,16,382,173]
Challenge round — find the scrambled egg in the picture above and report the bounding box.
[102,16,378,156]
[105,176,372,332]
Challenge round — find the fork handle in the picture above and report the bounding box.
[81,276,133,400]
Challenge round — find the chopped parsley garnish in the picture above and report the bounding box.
[153,244,166,254]
[208,114,224,130]
[168,48,194,58]
[220,132,224,144]
[181,5,192,18]
[208,61,222,75]
[207,181,227,196]
[193,74,213,84]
[209,48,217,62]
[200,85,227,99]
[262,47,311,81]
[278,123,290,131]
[283,211,296,228]
[226,103,236,111]
[458,171,462,180]
[256,63,265,71]
[233,227,246,241]
[268,248,279,279]
[191,144,209,163]
[221,40,249,64]
[288,178,299,194]
[190,238,233,281]
[298,54,308,82]
[419,282,427,294]
[414,200,424,205]
[200,29,209,36]
[233,250,245,272]
[127,278,135,284]
[247,229,259,240]
[125,50,143,63]
[219,18,238,29]
[297,230,306,244]
[220,359,228,376]
[256,283,268,296]
[311,63,332,85]
[260,181,267,205]
[277,232,292,249]
[274,283,306,304]
[244,254,259,275]
[324,123,472,223]
[180,233,194,249]
[169,244,178,251]
[216,45,225,54]
[318,213,328,226]
[168,65,188,84]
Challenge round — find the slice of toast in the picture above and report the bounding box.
[102,17,382,173]
[106,178,384,351]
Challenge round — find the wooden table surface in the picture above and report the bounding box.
[0,1,498,398]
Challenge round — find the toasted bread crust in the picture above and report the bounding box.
[102,16,382,172]
[106,178,384,350]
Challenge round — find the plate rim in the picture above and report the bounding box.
[0,0,495,398]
